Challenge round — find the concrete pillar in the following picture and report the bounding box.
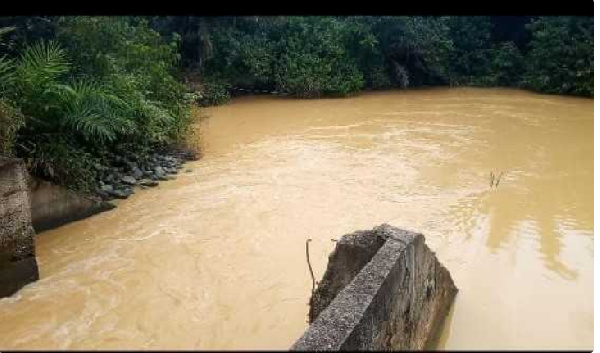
[0,158,39,298]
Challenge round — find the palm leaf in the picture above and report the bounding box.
[16,40,69,95]
[58,78,136,142]
[0,56,15,94]
[0,26,16,49]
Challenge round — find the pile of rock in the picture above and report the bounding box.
[94,149,195,201]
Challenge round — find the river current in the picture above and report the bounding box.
[0,88,593,350]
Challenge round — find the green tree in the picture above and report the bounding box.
[272,17,364,97]
[0,17,194,191]
[524,16,593,96]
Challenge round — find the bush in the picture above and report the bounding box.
[0,17,194,192]
[366,65,392,89]
[489,42,525,87]
[0,98,24,156]
[57,17,192,143]
[524,16,593,96]
[447,16,494,83]
[273,17,364,97]
[200,17,366,98]
[196,76,231,107]
[18,134,99,192]
[156,16,592,99]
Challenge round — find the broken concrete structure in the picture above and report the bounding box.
[292,224,458,350]
[0,158,39,297]
[0,157,116,298]
[29,178,115,233]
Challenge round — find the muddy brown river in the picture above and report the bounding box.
[0,88,593,350]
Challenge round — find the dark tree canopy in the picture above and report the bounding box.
[146,16,592,100]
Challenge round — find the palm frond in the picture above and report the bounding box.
[58,78,136,142]
[0,56,15,94]
[0,26,15,47]
[16,40,69,94]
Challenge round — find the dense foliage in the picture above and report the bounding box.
[0,16,593,192]
[152,16,592,101]
[0,17,193,191]
[524,17,593,96]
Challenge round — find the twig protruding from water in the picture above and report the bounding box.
[305,239,316,295]
[495,171,504,188]
[489,170,505,189]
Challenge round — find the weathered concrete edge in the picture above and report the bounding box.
[308,227,388,323]
[291,225,458,351]
[291,227,416,350]
[29,178,116,233]
[0,158,40,297]
[29,147,198,233]
[423,259,456,350]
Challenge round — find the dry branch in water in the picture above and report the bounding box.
[496,171,504,187]
[489,170,505,189]
[306,239,316,294]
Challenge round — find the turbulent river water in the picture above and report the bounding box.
[0,88,593,350]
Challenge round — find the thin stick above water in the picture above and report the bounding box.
[496,171,504,188]
[306,239,316,294]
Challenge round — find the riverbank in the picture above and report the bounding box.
[92,147,199,202]
[191,83,593,112]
